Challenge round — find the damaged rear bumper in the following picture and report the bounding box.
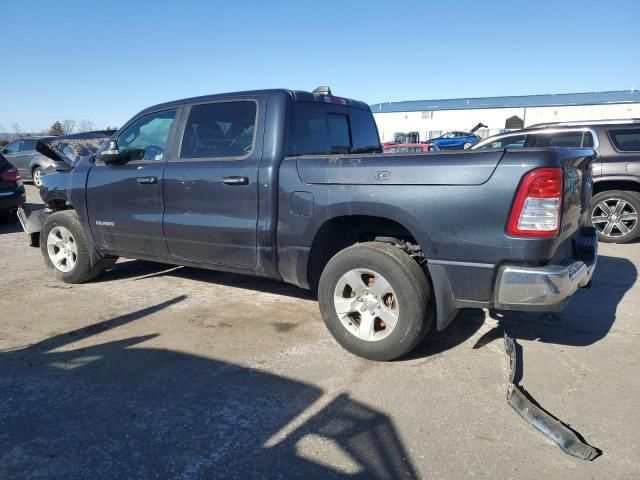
[494,228,597,311]
[17,204,46,247]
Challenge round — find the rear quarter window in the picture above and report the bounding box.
[289,103,380,156]
[609,128,640,152]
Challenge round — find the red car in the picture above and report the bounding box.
[383,143,439,153]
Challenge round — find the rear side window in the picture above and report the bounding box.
[180,101,257,159]
[609,128,640,152]
[20,139,37,151]
[289,103,380,156]
[547,132,585,148]
[531,131,593,148]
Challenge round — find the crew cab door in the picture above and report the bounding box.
[86,108,178,256]
[162,98,263,268]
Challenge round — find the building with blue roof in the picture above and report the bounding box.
[371,90,640,143]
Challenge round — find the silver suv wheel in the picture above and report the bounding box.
[591,198,638,239]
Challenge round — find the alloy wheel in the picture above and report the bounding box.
[333,268,399,341]
[47,226,78,272]
[591,198,638,239]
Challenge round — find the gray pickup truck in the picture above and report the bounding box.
[19,87,597,360]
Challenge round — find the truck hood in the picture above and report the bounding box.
[35,131,113,168]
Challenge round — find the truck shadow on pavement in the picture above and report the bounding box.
[0,297,418,479]
[476,254,637,348]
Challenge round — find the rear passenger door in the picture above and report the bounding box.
[162,98,264,268]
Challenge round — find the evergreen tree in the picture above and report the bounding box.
[49,121,64,136]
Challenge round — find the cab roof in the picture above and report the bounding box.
[138,88,371,116]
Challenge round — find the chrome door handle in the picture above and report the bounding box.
[136,176,158,185]
[223,176,249,185]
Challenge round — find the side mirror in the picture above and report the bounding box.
[1,148,8,154]
[97,140,121,164]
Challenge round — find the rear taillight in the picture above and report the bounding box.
[2,166,20,182]
[507,168,563,237]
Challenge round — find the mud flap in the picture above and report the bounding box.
[504,332,601,460]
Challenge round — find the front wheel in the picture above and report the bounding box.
[590,190,640,243]
[318,242,433,361]
[32,167,44,187]
[463,142,473,149]
[40,210,109,283]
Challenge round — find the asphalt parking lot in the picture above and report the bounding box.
[1,186,639,479]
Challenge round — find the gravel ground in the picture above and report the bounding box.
[0,185,639,479]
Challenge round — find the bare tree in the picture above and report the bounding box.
[11,122,24,138]
[77,119,96,132]
[61,119,76,135]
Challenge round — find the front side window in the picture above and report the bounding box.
[4,140,22,153]
[180,101,257,159]
[609,128,640,152]
[118,109,176,161]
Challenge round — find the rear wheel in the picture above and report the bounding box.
[463,142,473,149]
[318,242,433,361]
[40,210,108,283]
[590,190,640,243]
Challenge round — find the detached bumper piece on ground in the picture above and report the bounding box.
[504,332,601,461]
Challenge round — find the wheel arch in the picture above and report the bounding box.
[592,178,640,196]
[306,215,419,290]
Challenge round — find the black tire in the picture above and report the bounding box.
[590,190,640,244]
[318,242,433,361]
[40,210,107,283]
[32,166,44,187]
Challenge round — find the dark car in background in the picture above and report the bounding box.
[428,131,480,150]
[2,136,61,187]
[0,153,26,221]
[473,120,640,243]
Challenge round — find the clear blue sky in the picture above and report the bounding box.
[2,0,639,132]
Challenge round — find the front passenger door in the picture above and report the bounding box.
[86,109,178,256]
